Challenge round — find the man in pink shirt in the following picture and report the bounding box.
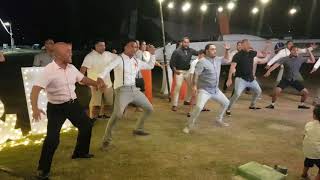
[30,42,101,179]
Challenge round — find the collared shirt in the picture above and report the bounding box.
[303,120,320,159]
[33,52,53,67]
[194,56,228,94]
[99,53,155,89]
[267,47,313,66]
[81,50,117,88]
[170,47,198,71]
[135,50,151,63]
[277,55,307,81]
[232,50,257,82]
[35,61,84,104]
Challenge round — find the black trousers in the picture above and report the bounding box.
[38,100,93,173]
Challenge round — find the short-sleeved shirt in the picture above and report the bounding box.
[303,120,320,159]
[170,47,198,71]
[277,55,307,81]
[33,52,53,67]
[232,50,257,82]
[194,56,225,94]
[35,61,84,104]
[82,50,117,88]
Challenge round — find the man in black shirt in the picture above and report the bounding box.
[170,37,198,111]
[226,39,262,116]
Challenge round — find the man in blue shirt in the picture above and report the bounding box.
[183,43,231,134]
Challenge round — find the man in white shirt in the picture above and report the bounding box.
[80,40,117,120]
[266,41,317,83]
[33,39,55,67]
[310,57,320,105]
[97,39,156,150]
[30,42,100,179]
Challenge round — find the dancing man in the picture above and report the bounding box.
[170,37,198,111]
[31,42,98,179]
[97,39,156,151]
[310,57,320,105]
[264,45,315,109]
[183,43,231,134]
[226,39,263,116]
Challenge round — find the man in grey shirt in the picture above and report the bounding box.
[183,43,231,134]
[33,39,54,67]
[264,45,316,109]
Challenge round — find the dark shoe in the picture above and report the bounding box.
[184,101,191,105]
[71,153,94,159]
[187,112,191,117]
[298,105,310,109]
[36,170,50,180]
[202,108,210,112]
[226,110,231,117]
[171,106,177,111]
[265,104,275,109]
[249,106,261,110]
[133,130,150,136]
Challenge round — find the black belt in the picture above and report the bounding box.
[49,99,77,106]
[64,99,77,104]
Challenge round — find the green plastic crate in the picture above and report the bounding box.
[236,161,286,180]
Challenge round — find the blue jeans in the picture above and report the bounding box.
[187,89,229,128]
[228,77,262,110]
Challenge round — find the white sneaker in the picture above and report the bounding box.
[183,127,190,134]
[216,120,229,127]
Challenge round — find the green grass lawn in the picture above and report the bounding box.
[0,89,319,179]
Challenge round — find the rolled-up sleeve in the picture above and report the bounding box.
[99,57,121,79]
[267,49,288,66]
[194,61,204,75]
[314,57,320,70]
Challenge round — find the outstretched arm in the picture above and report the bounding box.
[306,49,316,64]
[264,63,281,77]
[310,58,320,74]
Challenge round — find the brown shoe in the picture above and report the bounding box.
[171,106,177,111]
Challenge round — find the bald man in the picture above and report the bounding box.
[31,42,101,179]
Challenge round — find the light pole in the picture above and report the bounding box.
[0,19,14,50]
[158,0,171,101]
[4,22,14,50]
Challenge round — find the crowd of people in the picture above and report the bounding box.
[1,36,320,179]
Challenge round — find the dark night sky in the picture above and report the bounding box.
[0,0,319,47]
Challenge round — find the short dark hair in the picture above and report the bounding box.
[204,43,215,51]
[182,37,190,41]
[286,40,293,45]
[289,45,298,51]
[123,39,137,47]
[140,40,146,45]
[93,38,105,45]
[313,104,320,120]
[198,49,205,55]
